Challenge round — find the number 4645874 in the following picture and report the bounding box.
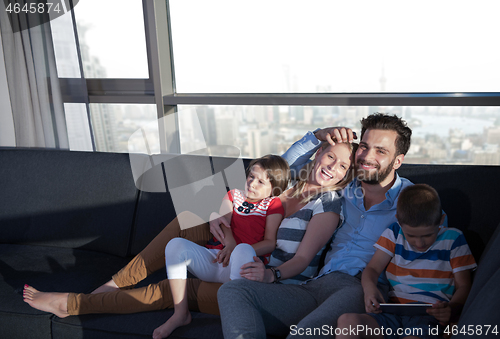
[5,2,62,14]
[444,325,498,336]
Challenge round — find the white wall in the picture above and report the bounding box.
[0,30,16,147]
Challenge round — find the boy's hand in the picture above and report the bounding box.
[214,242,235,267]
[427,301,451,325]
[363,286,384,313]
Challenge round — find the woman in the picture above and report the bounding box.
[236,141,357,285]
[23,141,356,337]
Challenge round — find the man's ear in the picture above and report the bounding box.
[393,154,404,170]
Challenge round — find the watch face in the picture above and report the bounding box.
[275,269,281,280]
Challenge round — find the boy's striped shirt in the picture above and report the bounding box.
[375,223,477,304]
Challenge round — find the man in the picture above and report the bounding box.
[217,113,419,338]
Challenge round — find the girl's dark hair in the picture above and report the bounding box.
[360,113,412,156]
[246,155,290,197]
[396,184,442,227]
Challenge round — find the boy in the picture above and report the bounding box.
[337,184,477,339]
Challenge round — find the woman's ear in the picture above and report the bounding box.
[314,147,323,158]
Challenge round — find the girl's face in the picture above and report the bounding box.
[245,164,273,202]
[310,143,352,188]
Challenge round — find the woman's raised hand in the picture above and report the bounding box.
[314,127,357,145]
[209,212,230,246]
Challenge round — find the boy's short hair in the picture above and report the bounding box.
[246,154,290,197]
[360,113,412,156]
[396,184,442,227]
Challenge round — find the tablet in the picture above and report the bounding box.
[379,303,432,316]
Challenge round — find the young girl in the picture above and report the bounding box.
[152,154,290,338]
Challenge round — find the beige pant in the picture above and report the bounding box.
[67,212,222,315]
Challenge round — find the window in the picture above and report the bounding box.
[73,0,148,78]
[64,103,93,151]
[46,0,500,166]
[179,105,500,165]
[89,104,158,153]
[170,0,500,93]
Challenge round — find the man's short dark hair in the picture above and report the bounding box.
[397,184,442,227]
[360,113,412,156]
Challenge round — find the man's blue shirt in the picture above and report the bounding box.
[282,130,415,277]
[319,175,413,276]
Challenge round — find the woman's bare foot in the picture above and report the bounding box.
[152,310,192,339]
[23,285,69,318]
[91,279,119,294]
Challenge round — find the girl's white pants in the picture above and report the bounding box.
[165,237,257,282]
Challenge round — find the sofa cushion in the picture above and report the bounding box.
[51,308,223,339]
[0,149,138,257]
[130,153,235,256]
[0,243,129,339]
[459,223,500,319]
[129,154,177,256]
[454,268,500,338]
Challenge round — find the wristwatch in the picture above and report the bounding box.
[270,267,281,283]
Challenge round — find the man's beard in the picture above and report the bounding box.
[356,157,395,185]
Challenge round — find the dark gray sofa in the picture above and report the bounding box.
[1,148,499,339]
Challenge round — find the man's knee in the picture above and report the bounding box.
[218,279,247,298]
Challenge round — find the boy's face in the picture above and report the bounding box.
[399,223,440,252]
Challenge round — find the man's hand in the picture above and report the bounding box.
[239,257,273,283]
[314,127,357,146]
[209,212,230,246]
[427,301,451,325]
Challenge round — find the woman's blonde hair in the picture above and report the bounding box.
[292,142,358,203]
[246,154,290,197]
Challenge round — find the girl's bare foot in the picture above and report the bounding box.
[91,279,119,294]
[152,310,192,339]
[23,285,69,318]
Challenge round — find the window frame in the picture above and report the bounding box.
[60,0,500,155]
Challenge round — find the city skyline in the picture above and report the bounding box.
[48,0,500,165]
